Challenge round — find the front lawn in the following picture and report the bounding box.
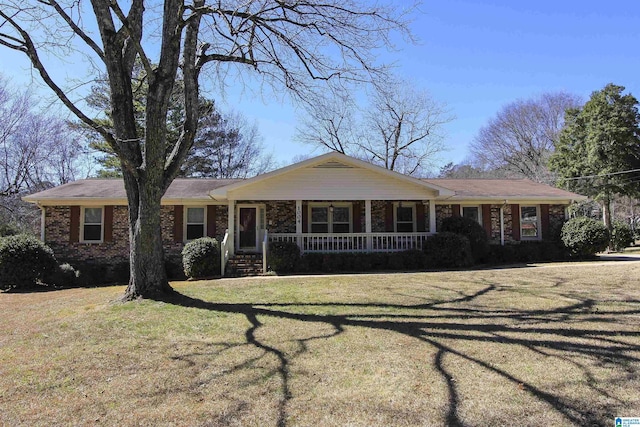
[1,260,639,426]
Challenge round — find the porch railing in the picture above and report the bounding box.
[269,232,431,253]
[221,229,230,276]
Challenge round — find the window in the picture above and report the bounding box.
[395,204,415,232]
[82,207,103,242]
[186,207,205,240]
[462,206,481,224]
[332,207,350,233]
[309,204,351,233]
[520,206,539,239]
[311,207,329,233]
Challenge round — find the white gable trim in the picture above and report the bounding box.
[209,152,454,200]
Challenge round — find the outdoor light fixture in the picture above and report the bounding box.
[329,203,334,212]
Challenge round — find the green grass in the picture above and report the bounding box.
[1,259,639,426]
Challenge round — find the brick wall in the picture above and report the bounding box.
[265,201,295,233]
[45,205,189,264]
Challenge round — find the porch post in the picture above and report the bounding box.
[429,200,437,233]
[365,200,372,251]
[295,200,303,252]
[228,200,235,255]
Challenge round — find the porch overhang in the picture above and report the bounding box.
[209,152,454,202]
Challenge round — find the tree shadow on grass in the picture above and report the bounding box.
[155,284,640,427]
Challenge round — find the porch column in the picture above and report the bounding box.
[228,200,235,255]
[429,200,437,233]
[365,200,372,251]
[295,200,303,250]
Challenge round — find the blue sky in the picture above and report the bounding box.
[213,0,640,169]
[1,0,639,173]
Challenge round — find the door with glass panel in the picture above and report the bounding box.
[238,207,258,251]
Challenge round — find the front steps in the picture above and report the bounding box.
[225,253,264,277]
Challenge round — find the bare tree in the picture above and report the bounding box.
[0,75,87,233]
[296,79,452,176]
[470,92,581,183]
[0,0,413,299]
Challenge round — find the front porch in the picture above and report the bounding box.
[268,232,432,253]
[220,198,437,276]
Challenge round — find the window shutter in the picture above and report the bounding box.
[416,203,426,232]
[352,202,362,233]
[511,204,521,241]
[385,202,394,232]
[69,206,80,243]
[207,205,217,238]
[452,204,461,217]
[482,204,492,238]
[104,206,114,242]
[174,205,184,242]
[540,204,550,240]
[302,203,308,233]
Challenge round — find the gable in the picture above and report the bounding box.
[220,161,438,201]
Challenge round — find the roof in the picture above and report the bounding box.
[23,178,241,205]
[209,152,455,200]
[422,178,586,201]
[23,153,586,205]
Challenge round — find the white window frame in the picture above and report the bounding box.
[462,205,482,225]
[81,206,104,243]
[184,206,207,242]
[520,205,541,240]
[308,203,352,233]
[394,202,416,232]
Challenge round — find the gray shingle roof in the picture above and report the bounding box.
[422,178,584,200]
[24,178,241,202]
[24,176,585,203]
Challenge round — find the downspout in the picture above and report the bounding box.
[500,200,507,246]
[38,204,46,242]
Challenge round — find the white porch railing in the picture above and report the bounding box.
[269,232,431,253]
[221,230,230,276]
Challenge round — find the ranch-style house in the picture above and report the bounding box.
[24,152,586,276]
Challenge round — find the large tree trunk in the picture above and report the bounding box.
[122,170,173,300]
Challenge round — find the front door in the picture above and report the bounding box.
[238,207,258,251]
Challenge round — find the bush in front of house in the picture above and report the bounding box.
[0,234,58,289]
[423,232,474,268]
[182,237,221,279]
[488,241,567,264]
[561,217,609,258]
[611,221,634,252]
[48,263,81,287]
[439,216,490,263]
[267,241,301,273]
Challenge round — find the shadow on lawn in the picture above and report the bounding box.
[155,284,640,427]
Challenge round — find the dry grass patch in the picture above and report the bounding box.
[1,259,639,426]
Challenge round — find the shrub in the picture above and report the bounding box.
[396,249,427,270]
[182,237,220,279]
[267,241,300,273]
[561,217,609,258]
[611,221,634,252]
[49,263,81,287]
[423,232,473,268]
[352,253,373,271]
[0,234,58,289]
[440,216,490,263]
[0,222,22,237]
